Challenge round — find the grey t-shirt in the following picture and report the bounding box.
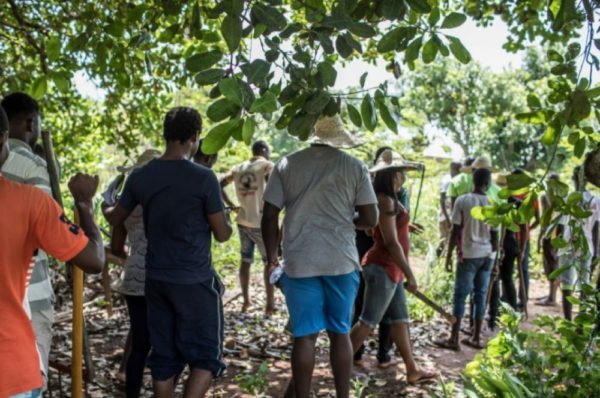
[452,192,492,259]
[263,146,377,278]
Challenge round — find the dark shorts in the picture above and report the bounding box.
[145,277,226,380]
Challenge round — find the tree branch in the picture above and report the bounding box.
[7,0,48,74]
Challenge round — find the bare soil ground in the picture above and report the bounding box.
[45,257,563,398]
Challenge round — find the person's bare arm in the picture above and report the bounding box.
[441,192,450,223]
[593,220,599,258]
[219,172,236,208]
[450,196,457,211]
[376,195,417,292]
[261,202,282,275]
[67,174,106,274]
[354,203,378,230]
[110,224,128,259]
[445,225,460,272]
[207,210,233,242]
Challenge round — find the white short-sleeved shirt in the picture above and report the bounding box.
[559,191,600,256]
[438,174,452,221]
[263,146,377,278]
[452,193,493,259]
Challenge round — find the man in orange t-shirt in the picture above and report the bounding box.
[0,105,106,397]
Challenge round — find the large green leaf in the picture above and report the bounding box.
[317,62,337,87]
[249,91,278,113]
[349,22,376,38]
[569,89,591,123]
[288,113,318,139]
[381,0,405,19]
[361,94,377,131]
[207,98,240,122]
[221,15,242,52]
[378,28,404,53]
[185,50,223,72]
[447,35,471,64]
[241,59,271,84]
[441,12,467,29]
[219,77,244,107]
[202,118,242,154]
[377,102,398,133]
[242,117,256,145]
[506,173,536,190]
[195,69,225,85]
[31,76,47,99]
[336,34,353,58]
[422,36,438,64]
[404,36,423,63]
[347,103,362,127]
[406,0,431,14]
[252,4,287,31]
[304,91,332,114]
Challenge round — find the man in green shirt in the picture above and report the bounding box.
[447,156,500,209]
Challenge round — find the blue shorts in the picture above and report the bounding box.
[145,277,226,380]
[10,389,42,398]
[280,271,360,337]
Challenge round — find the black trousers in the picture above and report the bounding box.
[124,295,151,398]
[352,273,393,363]
[488,233,519,327]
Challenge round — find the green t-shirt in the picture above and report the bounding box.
[447,172,501,204]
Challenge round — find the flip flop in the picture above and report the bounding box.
[535,299,557,307]
[377,357,400,369]
[461,338,485,349]
[461,326,473,336]
[408,369,438,385]
[432,338,460,351]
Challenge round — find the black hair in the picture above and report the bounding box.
[473,168,491,189]
[548,172,559,181]
[464,157,475,166]
[0,106,8,132]
[512,167,525,175]
[163,107,201,144]
[373,168,400,214]
[450,161,462,170]
[374,146,393,165]
[194,139,216,161]
[1,92,40,121]
[252,140,269,156]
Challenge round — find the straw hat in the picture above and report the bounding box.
[495,173,509,187]
[370,149,422,173]
[117,149,162,173]
[461,156,495,173]
[310,114,364,149]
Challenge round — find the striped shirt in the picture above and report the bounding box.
[1,139,54,312]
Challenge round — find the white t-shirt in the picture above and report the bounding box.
[232,156,274,228]
[452,193,493,259]
[559,191,600,256]
[438,174,452,222]
[263,146,377,278]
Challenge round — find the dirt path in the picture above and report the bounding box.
[46,258,564,397]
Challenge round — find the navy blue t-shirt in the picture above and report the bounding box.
[118,159,224,284]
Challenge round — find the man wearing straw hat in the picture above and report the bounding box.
[447,156,501,207]
[262,114,378,398]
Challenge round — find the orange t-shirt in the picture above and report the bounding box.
[0,175,89,397]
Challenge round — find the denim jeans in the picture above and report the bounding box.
[453,257,493,320]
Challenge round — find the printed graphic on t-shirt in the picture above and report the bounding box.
[60,213,81,235]
[238,172,258,196]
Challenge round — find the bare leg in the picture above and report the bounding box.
[154,377,175,398]
[327,332,352,398]
[433,318,461,350]
[183,368,213,398]
[283,379,295,398]
[350,322,371,354]
[291,334,318,398]
[240,261,252,312]
[264,266,275,316]
[550,280,558,303]
[562,289,573,320]
[390,324,418,376]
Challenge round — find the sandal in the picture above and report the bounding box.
[408,369,438,384]
[461,337,485,349]
[432,338,460,351]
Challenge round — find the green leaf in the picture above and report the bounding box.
[569,89,591,123]
[53,74,71,93]
[252,4,287,31]
[381,0,405,19]
[574,137,587,158]
[441,12,467,29]
[547,49,563,62]
[242,117,256,145]
[377,27,404,53]
[347,104,362,127]
[249,91,278,113]
[548,265,570,280]
[404,36,423,63]
[422,36,438,64]
[359,72,368,88]
[31,76,47,99]
[432,34,449,56]
[241,59,271,85]
[336,34,353,58]
[46,36,61,61]
[428,8,440,26]
[349,22,376,38]
[361,94,377,131]
[207,98,240,122]
[377,102,398,133]
[506,173,536,190]
[288,113,318,139]
[195,69,225,85]
[185,50,223,72]
[406,0,431,14]
[317,62,337,87]
[202,118,242,154]
[527,94,542,109]
[303,91,331,114]
[221,15,242,52]
[541,124,559,146]
[219,78,244,107]
[515,111,545,124]
[447,35,471,64]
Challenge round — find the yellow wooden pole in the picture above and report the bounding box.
[71,210,84,398]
